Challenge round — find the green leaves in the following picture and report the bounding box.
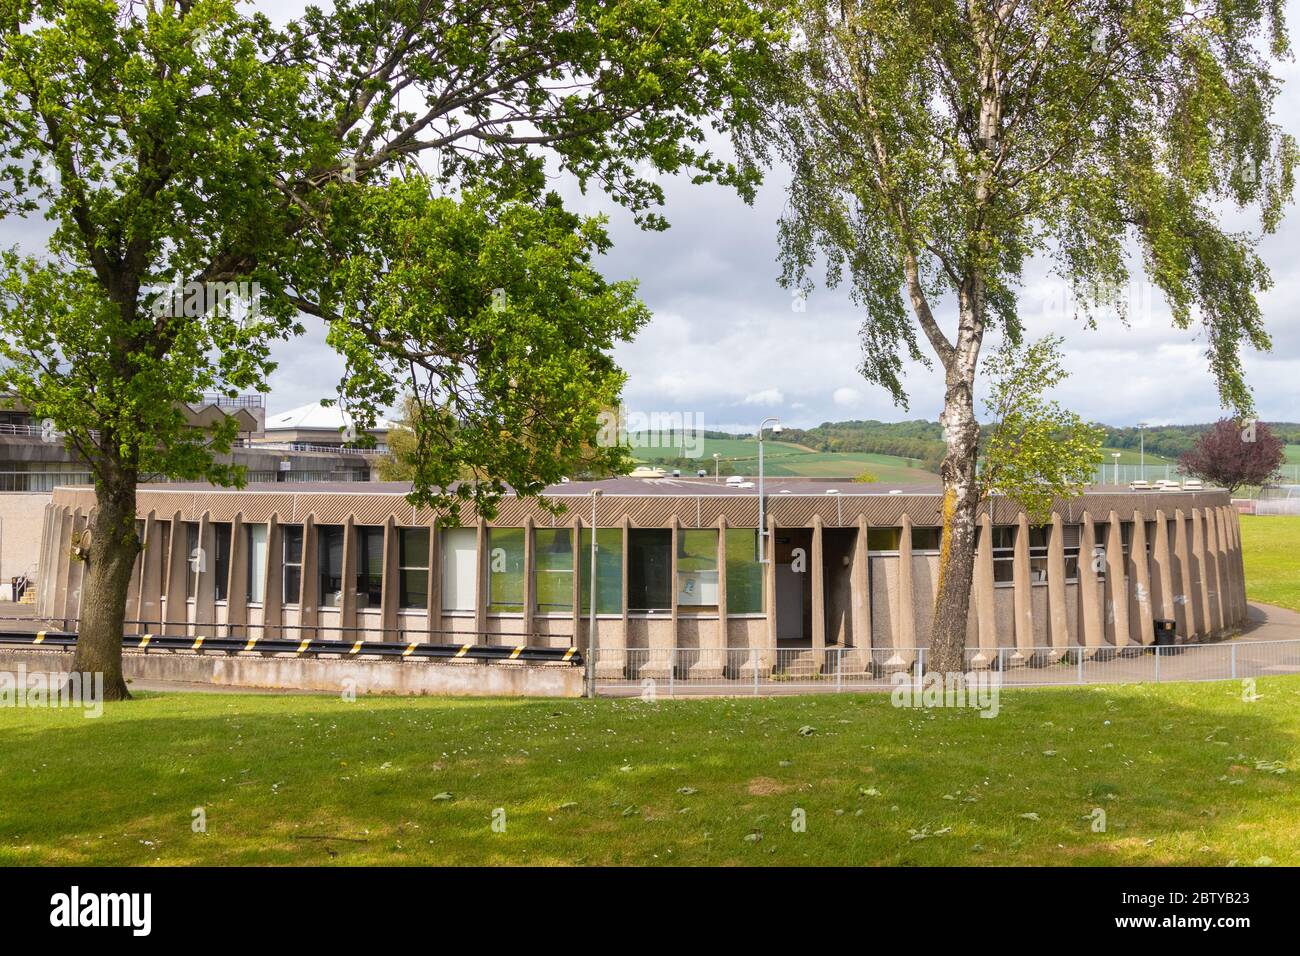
[979,336,1105,521]
[318,181,648,520]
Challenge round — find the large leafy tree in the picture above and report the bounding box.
[0,0,783,698]
[759,0,1295,672]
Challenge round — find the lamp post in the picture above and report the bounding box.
[586,488,602,699]
[1112,451,1121,485]
[1137,422,1148,476]
[757,417,781,563]
[713,452,720,483]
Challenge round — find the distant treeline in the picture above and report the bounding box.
[776,420,946,471]
[720,419,1300,475]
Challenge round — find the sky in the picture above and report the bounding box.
[7,1,1299,431]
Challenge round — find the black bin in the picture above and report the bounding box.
[1153,619,1178,653]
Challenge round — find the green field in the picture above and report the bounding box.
[2,679,1298,866]
[1284,444,1300,464]
[630,435,935,484]
[1240,515,1300,612]
[1099,446,1176,465]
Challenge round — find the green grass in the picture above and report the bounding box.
[2,680,1298,866]
[630,436,935,483]
[1283,444,1300,464]
[1240,515,1300,612]
[1099,446,1176,465]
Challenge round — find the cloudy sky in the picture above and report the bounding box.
[9,1,1299,431]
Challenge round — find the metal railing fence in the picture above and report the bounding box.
[591,641,1300,697]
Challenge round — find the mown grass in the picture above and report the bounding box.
[2,678,1297,866]
[1240,515,1300,612]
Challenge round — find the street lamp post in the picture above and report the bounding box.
[757,417,781,564]
[1112,452,1121,485]
[586,488,602,699]
[713,452,720,483]
[1137,422,1148,476]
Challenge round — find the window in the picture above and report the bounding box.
[1028,526,1049,583]
[676,529,718,611]
[911,527,942,551]
[441,527,477,611]
[1093,522,1108,581]
[535,528,574,613]
[155,521,171,598]
[355,526,384,608]
[628,529,671,612]
[213,523,232,601]
[245,524,268,604]
[726,528,763,614]
[488,528,525,612]
[867,527,902,551]
[991,526,1015,584]
[399,528,429,610]
[318,526,345,608]
[283,525,303,606]
[1063,524,1081,582]
[184,522,200,598]
[580,528,623,615]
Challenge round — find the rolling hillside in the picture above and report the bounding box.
[628,435,935,484]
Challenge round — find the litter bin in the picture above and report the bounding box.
[1153,619,1178,654]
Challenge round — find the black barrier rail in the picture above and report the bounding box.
[0,629,583,665]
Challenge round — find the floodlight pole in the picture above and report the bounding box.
[1138,422,1148,474]
[757,417,781,564]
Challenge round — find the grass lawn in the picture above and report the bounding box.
[1240,515,1300,612]
[631,436,935,483]
[2,679,1297,866]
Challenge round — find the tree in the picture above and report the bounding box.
[0,0,783,699]
[1179,417,1283,494]
[980,336,1105,521]
[759,0,1295,673]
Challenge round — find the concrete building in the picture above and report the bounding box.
[33,477,1247,673]
[254,401,394,450]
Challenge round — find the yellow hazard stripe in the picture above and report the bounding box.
[350,640,364,655]
[34,630,46,644]
[244,637,258,652]
[403,642,418,657]
[138,634,152,649]
[509,645,524,659]
[296,639,311,654]
[562,647,577,662]
[455,643,472,658]
[192,636,204,651]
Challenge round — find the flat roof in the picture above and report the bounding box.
[120,477,1219,497]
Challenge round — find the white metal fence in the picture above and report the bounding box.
[591,641,1300,697]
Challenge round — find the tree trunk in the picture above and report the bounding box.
[929,336,983,676]
[70,476,139,701]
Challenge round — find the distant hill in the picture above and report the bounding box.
[648,418,1300,478]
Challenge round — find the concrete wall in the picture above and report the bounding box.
[0,492,51,595]
[0,646,582,697]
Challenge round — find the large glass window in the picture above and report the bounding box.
[355,526,384,608]
[535,528,574,613]
[213,523,233,601]
[628,529,671,612]
[911,527,942,551]
[867,527,902,551]
[184,522,200,599]
[725,528,763,614]
[580,528,623,615]
[991,526,1015,584]
[399,528,429,610]
[1093,522,1109,581]
[442,527,477,611]
[245,524,268,604]
[1028,526,1049,583]
[318,526,345,608]
[676,529,719,611]
[488,528,525,612]
[155,520,171,599]
[282,525,303,605]
[1064,524,1081,582]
